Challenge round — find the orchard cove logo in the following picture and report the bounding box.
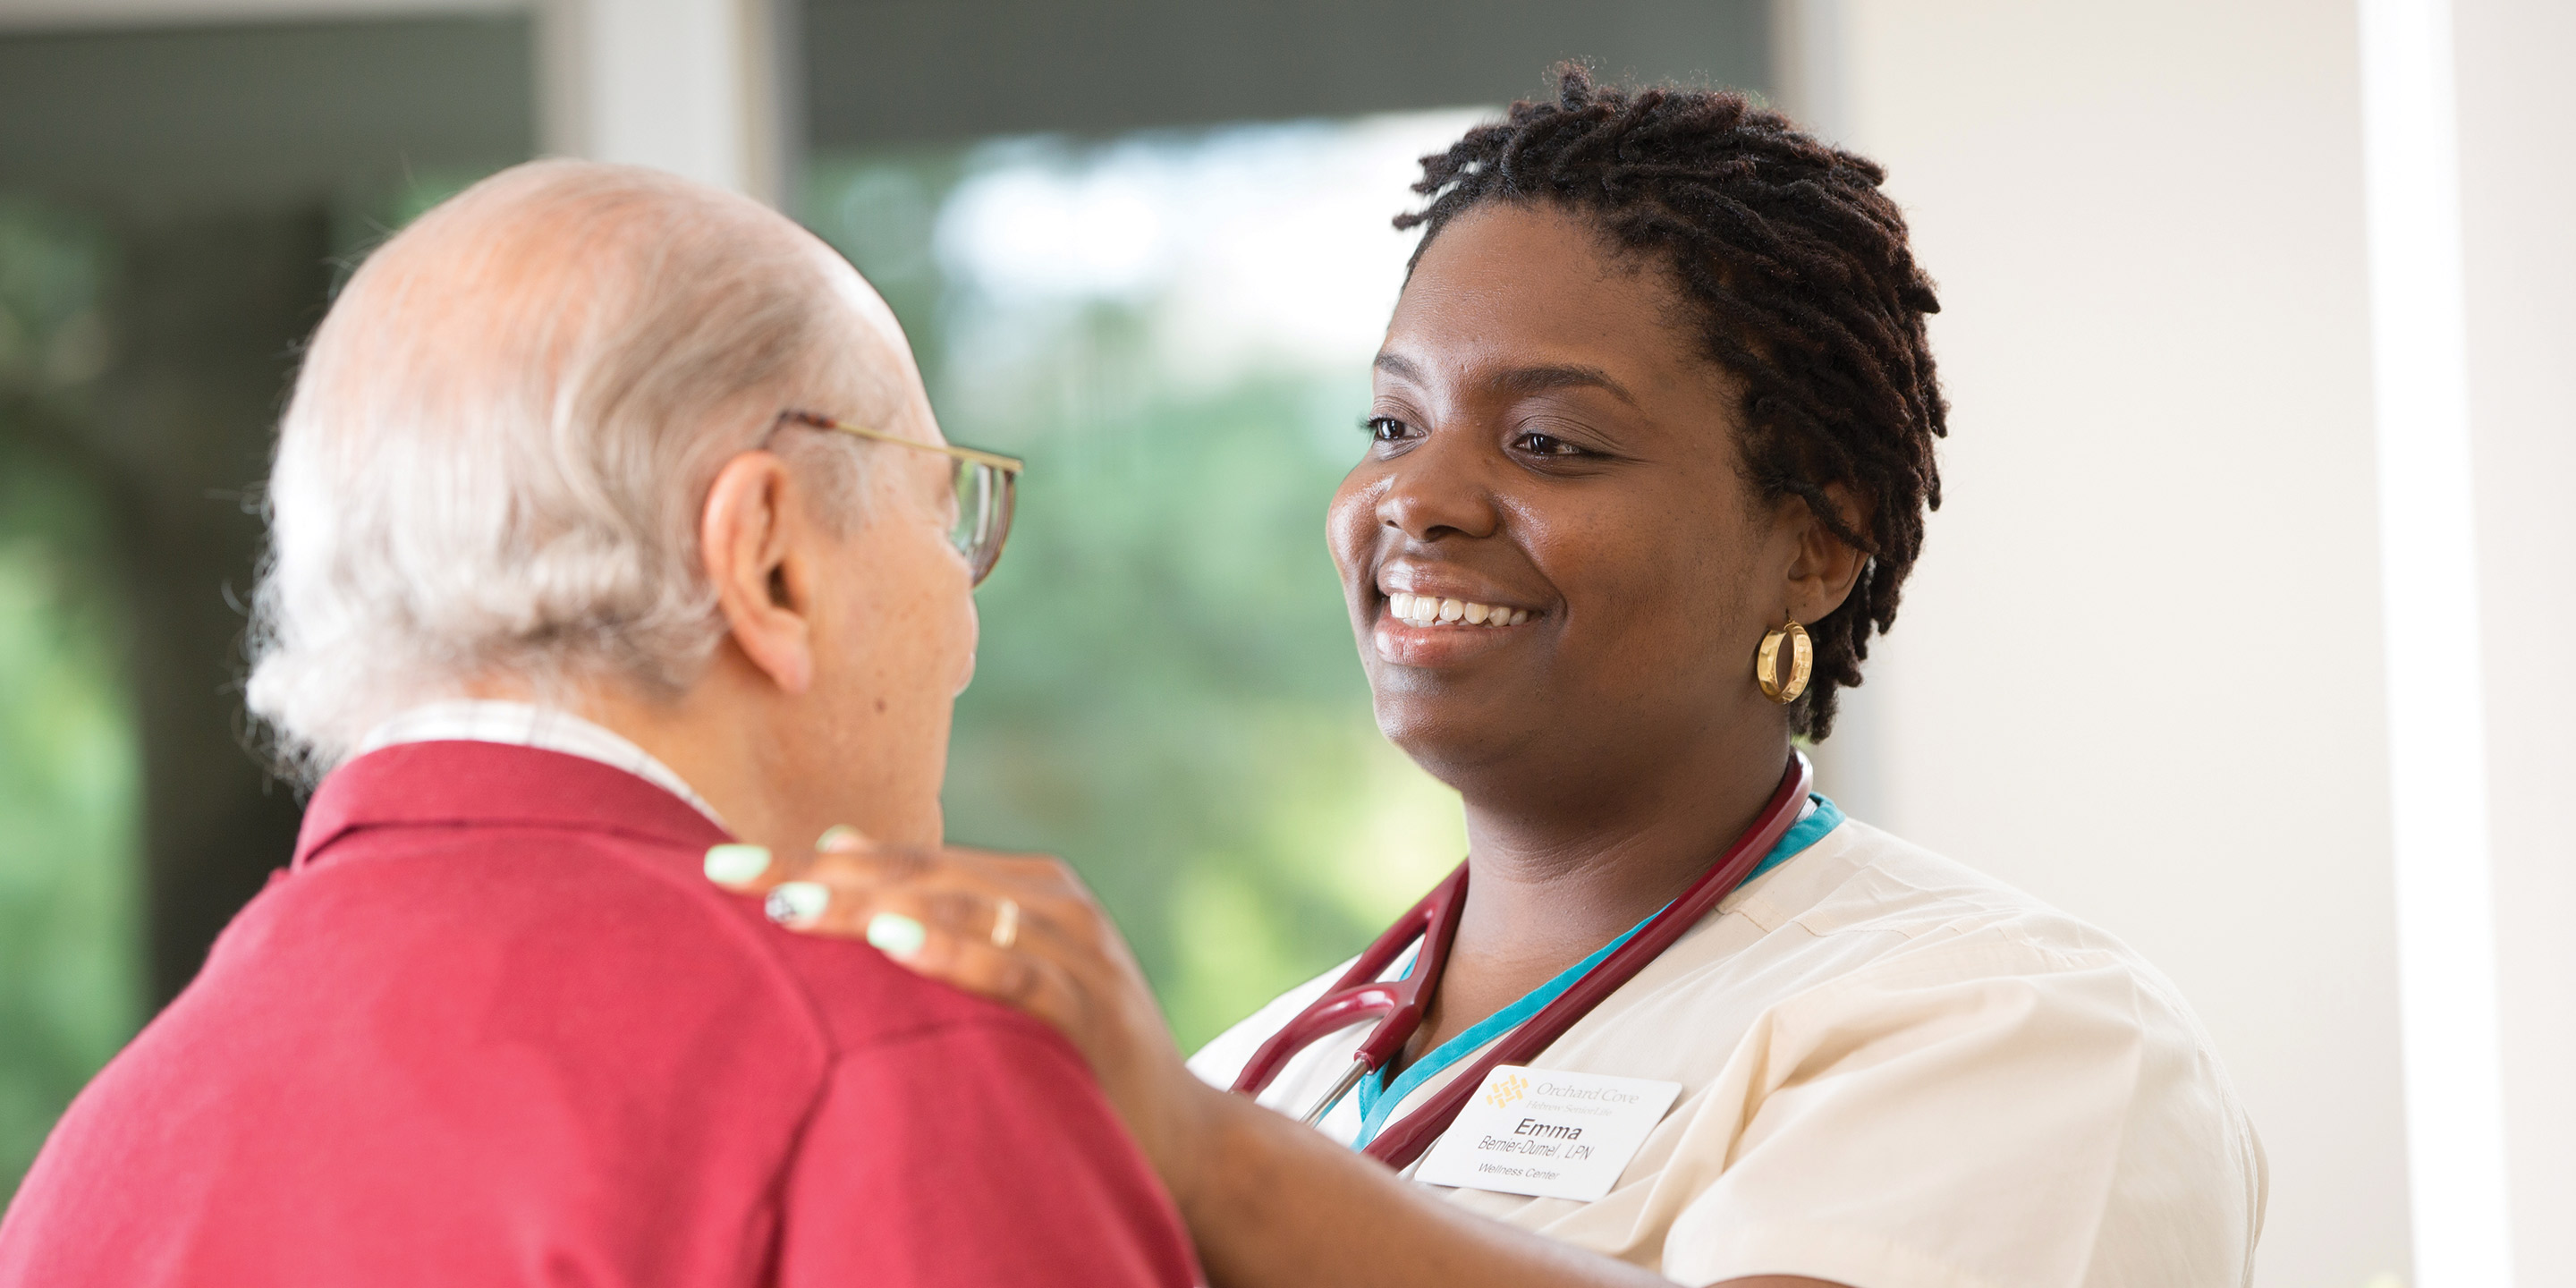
[1483,1072,1530,1109]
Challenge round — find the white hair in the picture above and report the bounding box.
[248,159,900,783]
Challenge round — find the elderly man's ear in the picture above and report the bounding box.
[701,451,820,697]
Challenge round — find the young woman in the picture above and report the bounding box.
[720,71,2265,1288]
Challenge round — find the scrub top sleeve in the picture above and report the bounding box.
[773,1018,1202,1288]
[1656,945,2258,1288]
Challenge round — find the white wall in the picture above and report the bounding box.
[2456,0,2576,1277]
[1808,3,2414,1284]
[1800,2,2576,1284]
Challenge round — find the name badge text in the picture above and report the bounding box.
[1414,1065,1682,1202]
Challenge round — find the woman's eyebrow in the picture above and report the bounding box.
[1372,352,1642,411]
[1492,364,1640,408]
[1373,351,1426,384]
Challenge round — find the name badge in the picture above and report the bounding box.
[1414,1064,1682,1201]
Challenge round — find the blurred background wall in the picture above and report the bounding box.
[0,3,535,1196]
[0,3,2567,1285]
[1815,2,2408,1280]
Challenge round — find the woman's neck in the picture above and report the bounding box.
[1400,724,1793,1066]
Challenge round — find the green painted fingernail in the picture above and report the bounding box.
[766,882,829,926]
[704,843,772,885]
[816,825,862,852]
[866,913,927,958]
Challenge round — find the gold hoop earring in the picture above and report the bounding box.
[1756,619,1812,704]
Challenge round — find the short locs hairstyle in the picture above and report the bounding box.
[1396,65,1947,739]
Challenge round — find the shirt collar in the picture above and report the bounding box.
[356,699,724,827]
[292,738,733,871]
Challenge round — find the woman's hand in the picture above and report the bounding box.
[707,830,1224,1203]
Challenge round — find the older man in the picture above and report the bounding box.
[0,161,1198,1287]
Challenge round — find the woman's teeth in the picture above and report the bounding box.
[1387,592,1530,628]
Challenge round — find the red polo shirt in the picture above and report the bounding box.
[0,741,1200,1287]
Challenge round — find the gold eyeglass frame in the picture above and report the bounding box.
[774,410,1024,586]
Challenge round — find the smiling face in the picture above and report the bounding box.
[1330,201,1818,799]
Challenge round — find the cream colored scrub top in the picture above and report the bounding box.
[1189,818,2267,1287]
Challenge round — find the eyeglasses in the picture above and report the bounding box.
[775,410,1023,587]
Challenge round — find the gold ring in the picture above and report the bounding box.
[990,896,1020,950]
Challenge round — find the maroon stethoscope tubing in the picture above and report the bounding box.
[1226,860,1471,1111]
[1230,752,1815,1172]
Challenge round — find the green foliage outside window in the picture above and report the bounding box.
[0,203,141,1204]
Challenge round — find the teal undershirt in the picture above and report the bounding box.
[1346,793,1846,1150]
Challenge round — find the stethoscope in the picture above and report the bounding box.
[1229,750,1816,1171]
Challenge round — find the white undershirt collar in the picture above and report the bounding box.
[354,699,725,828]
